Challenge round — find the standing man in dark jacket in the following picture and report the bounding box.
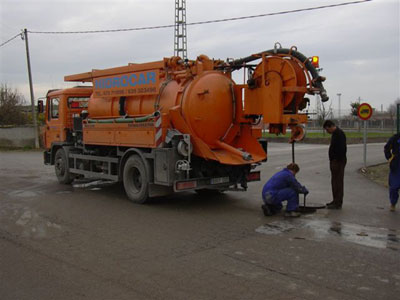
[384,133,400,211]
[323,120,347,209]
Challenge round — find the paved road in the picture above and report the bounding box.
[0,143,399,300]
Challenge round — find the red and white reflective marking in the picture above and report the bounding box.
[154,112,163,148]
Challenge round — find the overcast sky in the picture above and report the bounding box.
[0,0,399,116]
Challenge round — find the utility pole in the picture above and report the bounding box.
[174,0,187,59]
[337,93,341,127]
[21,28,39,149]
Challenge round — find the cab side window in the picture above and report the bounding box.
[50,98,60,119]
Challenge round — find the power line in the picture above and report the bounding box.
[0,33,21,48]
[188,0,372,26]
[29,24,174,35]
[28,0,372,35]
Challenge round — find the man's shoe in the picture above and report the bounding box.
[326,203,342,209]
[262,204,273,216]
[284,211,301,218]
[390,205,396,212]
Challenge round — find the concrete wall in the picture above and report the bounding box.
[0,126,36,148]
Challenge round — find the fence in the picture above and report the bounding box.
[0,126,38,148]
[306,118,397,132]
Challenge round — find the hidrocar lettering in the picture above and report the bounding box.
[95,71,156,89]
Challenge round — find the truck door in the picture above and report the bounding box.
[45,96,62,149]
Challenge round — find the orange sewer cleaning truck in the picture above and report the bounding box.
[41,44,329,203]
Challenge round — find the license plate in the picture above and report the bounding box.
[246,171,261,182]
[210,177,230,185]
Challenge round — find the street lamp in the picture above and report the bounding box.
[337,93,342,127]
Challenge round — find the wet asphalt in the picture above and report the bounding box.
[0,143,399,300]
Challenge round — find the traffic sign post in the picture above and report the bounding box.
[363,119,367,168]
[357,103,373,169]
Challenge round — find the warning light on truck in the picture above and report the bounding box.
[311,56,319,68]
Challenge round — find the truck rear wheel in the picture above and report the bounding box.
[54,148,73,184]
[123,155,149,204]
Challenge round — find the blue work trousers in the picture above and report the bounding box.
[389,168,400,206]
[265,188,299,212]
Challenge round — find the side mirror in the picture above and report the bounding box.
[37,100,44,113]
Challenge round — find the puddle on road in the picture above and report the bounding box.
[256,217,399,251]
[255,221,295,235]
[73,179,115,191]
[19,175,40,179]
[56,190,72,194]
[13,208,65,239]
[8,190,39,198]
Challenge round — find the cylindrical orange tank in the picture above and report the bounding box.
[65,48,326,165]
[87,80,180,118]
[88,70,234,148]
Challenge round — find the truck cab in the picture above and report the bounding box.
[43,86,92,164]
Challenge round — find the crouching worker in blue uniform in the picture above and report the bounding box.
[261,163,308,218]
[384,133,400,212]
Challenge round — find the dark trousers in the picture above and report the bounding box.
[389,167,400,206]
[330,159,346,205]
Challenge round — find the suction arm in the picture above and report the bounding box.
[229,48,329,102]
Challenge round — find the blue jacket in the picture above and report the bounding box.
[262,168,306,199]
[384,133,400,172]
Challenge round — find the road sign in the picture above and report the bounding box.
[357,103,373,121]
[357,102,373,169]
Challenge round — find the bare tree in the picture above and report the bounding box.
[316,98,333,135]
[0,84,28,126]
[350,102,361,132]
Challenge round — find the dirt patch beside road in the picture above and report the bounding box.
[361,163,389,188]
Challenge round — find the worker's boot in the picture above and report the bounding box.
[284,211,301,218]
[390,205,396,212]
[326,202,342,209]
[261,204,273,216]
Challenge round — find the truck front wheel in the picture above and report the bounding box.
[54,148,73,184]
[123,155,149,204]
